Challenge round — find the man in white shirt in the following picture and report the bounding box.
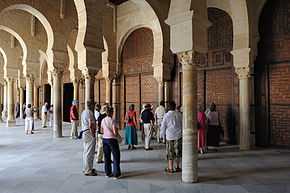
[81,101,97,176]
[160,101,182,173]
[41,102,48,128]
[155,100,165,143]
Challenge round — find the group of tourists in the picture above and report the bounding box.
[8,97,222,178]
[23,102,53,135]
[78,101,121,178]
[73,99,184,178]
[197,102,223,154]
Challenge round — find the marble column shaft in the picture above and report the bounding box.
[73,80,79,101]
[105,78,111,104]
[53,71,63,138]
[84,74,95,108]
[239,76,251,150]
[19,88,24,119]
[26,77,34,106]
[33,84,39,119]
[112,79,120,123]
[158,81,164,103]
[3,81,7,111]
[179,52,198,183]
[164,81,170,109]
[6,78,15,126]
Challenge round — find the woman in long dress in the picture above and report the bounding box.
[197,106,206,154]
[124,104,138,150]
[206,103,221,147]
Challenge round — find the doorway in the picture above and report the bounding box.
[63,83,73,122]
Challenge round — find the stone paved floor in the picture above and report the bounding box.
[0,120,290,193]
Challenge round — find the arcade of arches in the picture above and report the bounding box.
[0,0,289,184]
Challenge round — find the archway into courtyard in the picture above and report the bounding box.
[120,27,158,122]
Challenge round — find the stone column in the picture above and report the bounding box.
[33,84,39,119]
[52,71,63,138]
[73,80,79,101]
[164,81,170,109]
[178,51,198,183]
[2,81,7,120]
[0,84,3,122]
[26,76,34,106]
[84,72,95,108]
[19,88,24,119]
[158,81,164,103]
[105,78,111,104]
[50,83,54,105]
[237,67,251,150]
[6,78,15,126]
[112,78,120,124]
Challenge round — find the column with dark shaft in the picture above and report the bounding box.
[53,71,63,138]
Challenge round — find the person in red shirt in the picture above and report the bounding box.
[70,100,79,139]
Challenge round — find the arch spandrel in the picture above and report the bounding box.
[73,0,105,75]
[117,1,165,81]
[0,31,22,79]
[0,1,77,71]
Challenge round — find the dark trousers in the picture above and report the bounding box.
[103,138,121,177]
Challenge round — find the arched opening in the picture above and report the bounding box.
[62,60,73,123]
[199,8,237,145]
[63,83,73,123]
[120,27,157,121]
[255,0,290,146]
[1,4,54,67]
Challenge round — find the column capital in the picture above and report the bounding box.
[5,77,14,82]
[235,66,251,79]
[25,74,34,82]
[177,51,203,66]
[177,51,193,66]
[82,69,96,80]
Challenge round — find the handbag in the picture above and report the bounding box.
[116,133,122,144]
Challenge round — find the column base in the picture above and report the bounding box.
[6,120,16,127]
[239,145,251,151]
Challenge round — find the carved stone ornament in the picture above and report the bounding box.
[235,66,251,79]
[82,69,96,81]
[177,51,193,66]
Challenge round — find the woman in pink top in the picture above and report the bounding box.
[101,106,121,179]
[197,106,206,154]
[124,104,138,150]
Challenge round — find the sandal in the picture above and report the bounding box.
[175,167,182,172]
[164,168,174,173]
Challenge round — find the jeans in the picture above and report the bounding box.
[103,138,121,177]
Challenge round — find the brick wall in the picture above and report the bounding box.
[270,63,290,145]
[256,0,290,146]
[120,28,156,125]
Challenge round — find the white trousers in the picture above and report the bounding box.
[96,134,104,162]
[83,130,96,173]
[71,120,79,138]
[25,117,33,132]
[42,113,47,127]
[144,123,153,149]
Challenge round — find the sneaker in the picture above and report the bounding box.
[112,175,121,180]
[105,174,113,178]
[84,171,97,176]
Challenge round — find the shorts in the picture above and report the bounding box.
[166,138,182,160]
